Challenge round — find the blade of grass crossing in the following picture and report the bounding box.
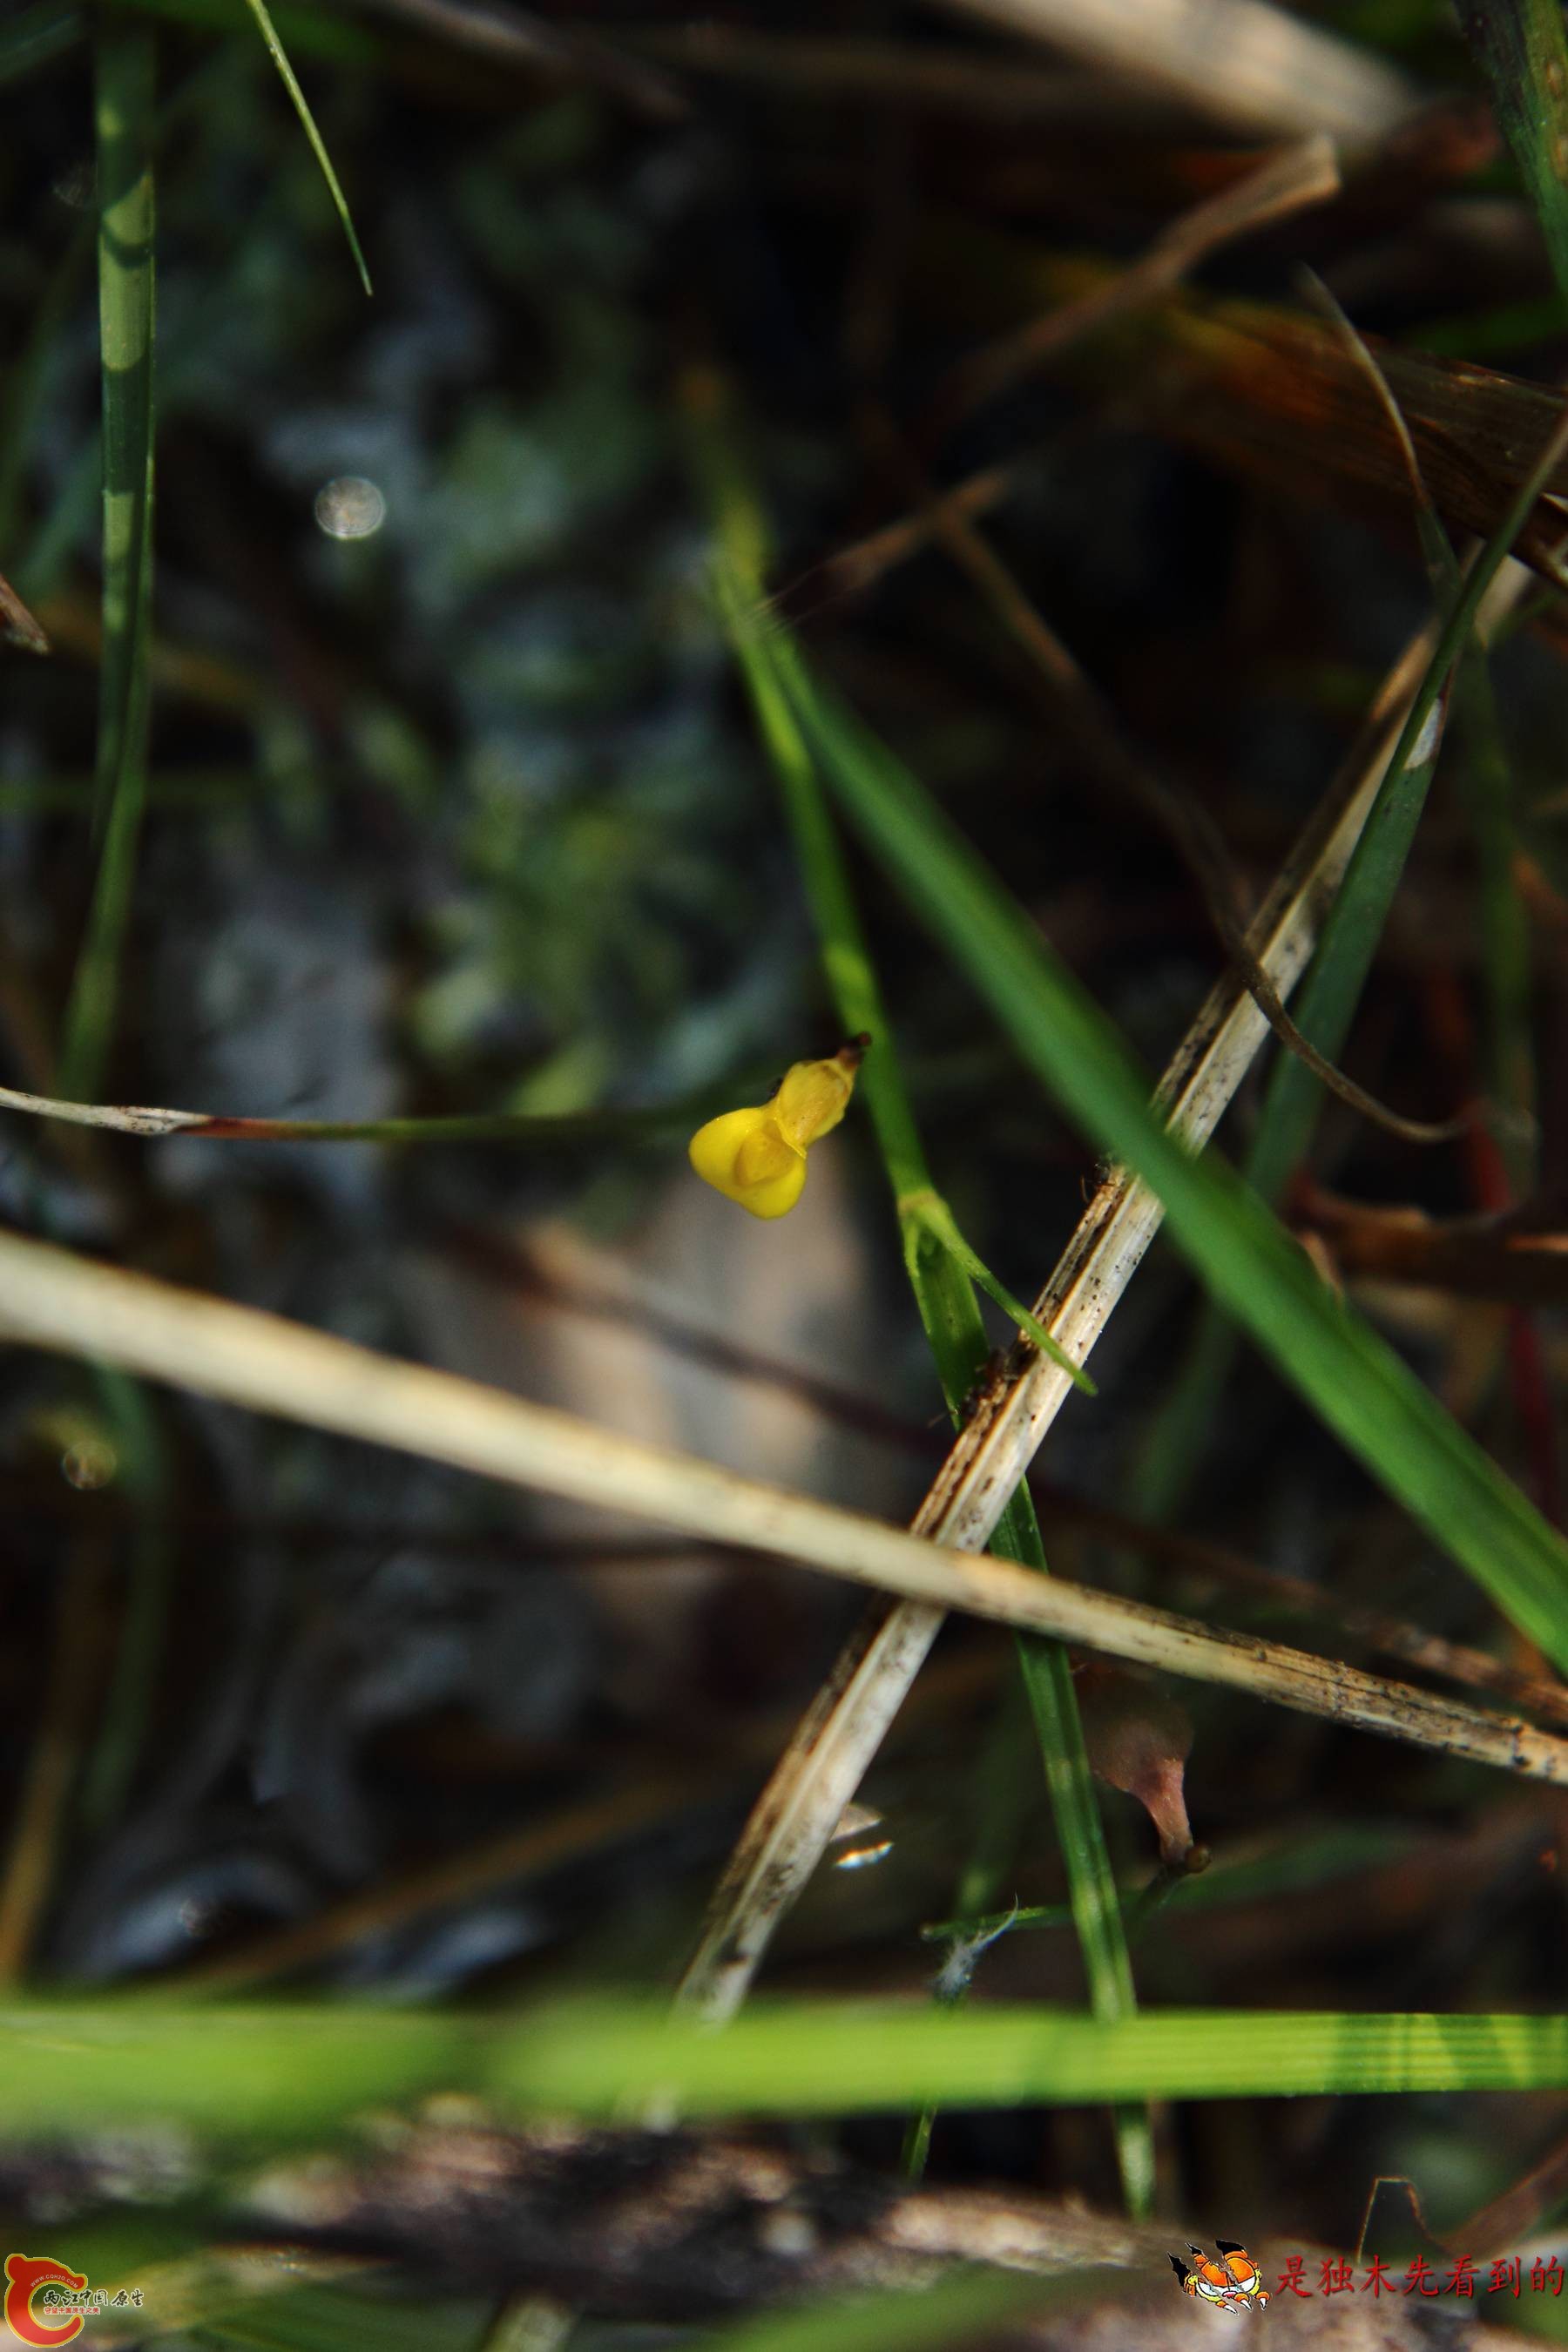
[493,2001,1568,2115]
[762,568,1568,1676]
[237,0,373,297]
[697,400,1149,2210]
[57,16,156,1101]
[3,1999,1563,2134]
[1456,0,1568,309]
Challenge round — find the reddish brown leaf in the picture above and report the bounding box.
[1073,1661,1197,1868]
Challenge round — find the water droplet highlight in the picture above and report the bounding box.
[314,476,386,541]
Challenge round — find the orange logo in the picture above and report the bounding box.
[3,2258,88,2348]
[1170,2242,1272,2315]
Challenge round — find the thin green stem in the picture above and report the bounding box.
[238,0,373,296]
[57,13,157,1101]
[1456,0,1568,312]
[1453,655,1537,1190]
[692,382,1149,2213]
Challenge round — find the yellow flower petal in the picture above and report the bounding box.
[688,1107,808,1219]
[687,1040,864,1220]
[772,1051,856,1152]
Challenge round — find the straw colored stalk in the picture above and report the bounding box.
[0,1224,1559,1786]
[931,0,1419,141]
[675,613,1472,2023]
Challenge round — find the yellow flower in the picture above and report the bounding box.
[688,1038,866,1219]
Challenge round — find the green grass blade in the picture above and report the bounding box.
[106,0,377,64]
[694,396,1146,2208]
[1456,0,1568,308]
[763,644,1568,1680]
[57,13,157,1101]
[1454,653,1537,1185]
[489,2001,1568,2114]
[238,0,373,297]
[3,2000,1564,2132]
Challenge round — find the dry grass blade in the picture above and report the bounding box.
[1300,267,1450,567]
[1152,295,1568,583]
[1044,1485,1568,1728]
[882,417,1462,1147]
[352,0,685,118]
[929,0,1420,139]
[823,267,1568,609]
[0,1079,748,1152]
[0,1082,213,1135]
[0,565,49,653]
[1299,1184,1568,1308]
[935,135,1341,434]
[621,26,1116,121]
[0,1231,1558,1801]
[675,617,1443,2022]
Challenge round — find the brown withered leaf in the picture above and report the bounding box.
[1072,1661,1197,1868]
[908,220,1568,585]
[1148,288,1568,584]
[0,568,48,655]
[1296,1180,1568,1308]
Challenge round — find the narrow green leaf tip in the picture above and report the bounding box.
[240,0,373,297]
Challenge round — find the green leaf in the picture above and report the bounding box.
[490,2001,1568,2112]
[238,0,373,296]
[58,13,158,1100]
[1456,0,1568,309]
[2,1999,1565,2132]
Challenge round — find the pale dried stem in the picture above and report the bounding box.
[0,1082,209,1136]
[0,1206,1558,1892]
[930,0,1419,140]
[674,606,1497,2023]
[940,135,1341,429]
